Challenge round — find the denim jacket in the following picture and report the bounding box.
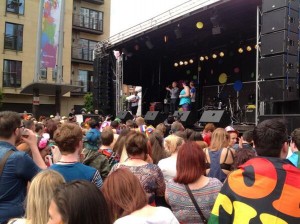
[0,141,40,223]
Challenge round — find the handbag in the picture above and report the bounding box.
[185,184,208,224]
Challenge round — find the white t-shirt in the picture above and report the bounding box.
[114,206,179,224]
[157,156,177,183]
[131,95,140,107]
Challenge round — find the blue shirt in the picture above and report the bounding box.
[179,89,191,106]
[50,162,103,189]
[0,141,40,223]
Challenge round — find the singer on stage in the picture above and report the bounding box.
[179,81,191,111]
[166,81,179,114]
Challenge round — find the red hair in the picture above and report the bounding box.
[174,141,206,184]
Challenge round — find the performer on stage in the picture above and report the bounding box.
[130,92,139,116]
[179,81,191,111]
[189,81,196,110]
[166,81,179,114]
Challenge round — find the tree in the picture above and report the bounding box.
[83,92,93,113]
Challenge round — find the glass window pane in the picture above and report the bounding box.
[79,70,88,92]
[6,0,24,15]
[89,41,97,61]
[2,60,22,87]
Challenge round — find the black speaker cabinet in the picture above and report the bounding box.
[173,111,197,127]
[262,7,298,34]
[259,79,299,102]
[259,114,300,134]
[199,110,231,128]
[262,0,299,13]
[261,30,298,56]
[116,111,133,122]
[144,111,167,126]
[259,54,297,79]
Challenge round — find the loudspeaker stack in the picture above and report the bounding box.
[259,0,299,102]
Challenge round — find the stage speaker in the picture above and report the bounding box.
[259,79,299,102]
[259,114,300,134]
[116,111,133,122]
[259,54,297,79]
[261,30,298,56]
[173,111,197,127]
[199,110,231,128]
[262,0,298,13]
[144,111,167,127]
[262,7,298,34]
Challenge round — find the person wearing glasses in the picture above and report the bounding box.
[0,111,47,224]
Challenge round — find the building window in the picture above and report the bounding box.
[79,8,103,31]
[78,39,97,61]
[4,22,23,51]
[3,60,22,87]
[6,0,25,15]
[78,70,93,92]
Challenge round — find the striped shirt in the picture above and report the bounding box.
[166,177,222,224]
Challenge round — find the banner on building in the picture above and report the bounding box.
[40,0,62,68]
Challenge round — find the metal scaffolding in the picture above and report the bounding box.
[115,54,123,115]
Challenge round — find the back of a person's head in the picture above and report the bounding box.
[23,119,35,130]
[35,123,44,133]
[242,130,253,143]
[164,135,184,154]
[88,119,98,129]
[101,127,114,146]
[253,119,288,157]
[174,141,205,184]
[232,148,256,170]
[102,168,147,220]
[204,123,216,133]
[125,119,134,128]
[52,180,111,224]
[189,131,204,142]
[171,121,184,134]
[54,123,82,154]
[291,128,300,150]
[156,123,166,135]
[26,170,65,224]
[210,128,229,150]
[112,129,132,155]
[149,131,166,164]
[125,131,148,156]
[135,117,145,126]
[0,111,21,139]
[110,120,119,129]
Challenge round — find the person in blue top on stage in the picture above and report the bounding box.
[179,80,191,111]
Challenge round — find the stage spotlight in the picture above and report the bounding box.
[246,46,252,51]
[238,48,243,53]
[184,61,188,65]
[164,35,168,43]
[219,52,224,57]
[199,56,205,61]
[189,59,194,64]
[212,54,217,59]
[179,61,184,65]
[254,44,258,49]
[205,56,209,60]
[196,22,204,29]
[174,63,178,67]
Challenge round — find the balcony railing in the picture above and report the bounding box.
[72,46,94,63]
[72,13,103,34]
[82,0,104,5]
[70,80,90,95]
[3,71,21,87]
[4,34,22,51]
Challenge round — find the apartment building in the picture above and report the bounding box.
[0,0,111,116]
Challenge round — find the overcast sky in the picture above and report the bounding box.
[110,0,188,36]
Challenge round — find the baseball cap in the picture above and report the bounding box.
[225,126,239,135]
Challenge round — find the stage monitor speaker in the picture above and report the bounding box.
[262,0,298,13]
[259,54,297,79]
[261,30,298,56]
[262,7,298,34]
[259,114,300,134]
[259,79,299,102]
[116,111,133,122]
[199,110,231,128]
[144,111,167,127]
[173,111,197,127]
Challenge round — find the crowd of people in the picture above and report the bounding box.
[0,110,300,224]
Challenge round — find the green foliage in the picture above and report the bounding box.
[83,92,93,113]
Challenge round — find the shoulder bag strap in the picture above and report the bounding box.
[184,184,208,224]
[0,150,14,176]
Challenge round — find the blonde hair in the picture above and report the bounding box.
[135,117,145,126]
[209,128,229,150]
[164,135,184,154]
[26,170,65,224]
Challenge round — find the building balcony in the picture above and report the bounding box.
[72,13,103,34]
[71,46,94,65]
[82,0,104,5]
